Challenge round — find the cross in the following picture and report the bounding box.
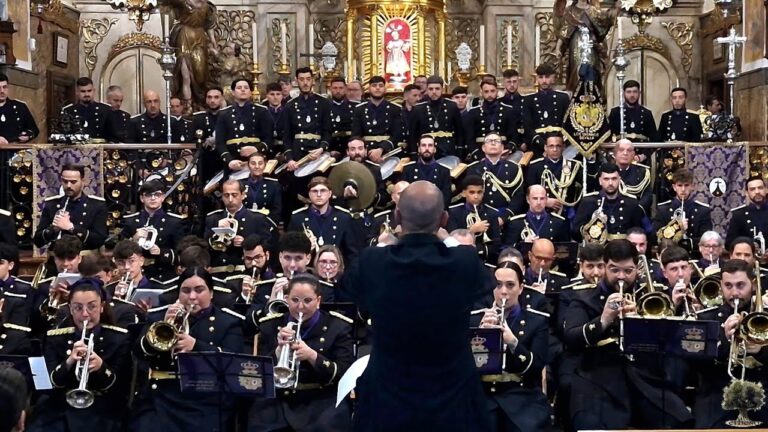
[716,27,746,75]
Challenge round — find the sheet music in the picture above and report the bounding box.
[336,354,369,407]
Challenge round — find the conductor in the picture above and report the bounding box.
[345,181,493,431]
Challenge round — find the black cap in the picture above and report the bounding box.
[535,64,556,76]
[369,75,386,85]
[426,75,444,86]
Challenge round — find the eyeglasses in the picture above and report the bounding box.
[318,259,339,268]
[485,138,502,144]
[114,256,141,267]
[244,254,266,262]
[288,296,318,305]
[142,192,163,199]
[700,243,721,249]
[70,302,100,314]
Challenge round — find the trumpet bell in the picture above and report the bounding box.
[146,321,180,352]
[273,366,297,388]
[637,292,675,317]
[741,311,768,346]
[66,388,95,409]
[693,274,723,308]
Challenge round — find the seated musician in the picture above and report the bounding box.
[225,235,276,306]
[693,259,768,427]
[28,279,131,432]
[131,267,244,432]
[563,239,693,429]
[694,230,724,278]
[653,167,712,254]
[0,368,28,432]
[626,227,664,283]
[502,185,570,248]
[447,175,501,263]
[470,261,552,431]
[728,236,768,287]
[659,245,701,316]
[0,243,34,326]
[107,240,157,326]
[244,152,282,223]
[33,236,83,334]
[248,273,354,432]
[314,245,344,302]
[497,247,547,313]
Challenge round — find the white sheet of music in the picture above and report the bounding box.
[336,354,369,407]
[28,356,53,390]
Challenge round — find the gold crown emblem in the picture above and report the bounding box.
[685,327,705,340]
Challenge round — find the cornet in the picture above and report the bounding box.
[116,271,135,302]
[466,205,491,243]
[146,303,191,352]
[211,215,238,252]
[274,311,303,389]
[55,197,70,240]
[66,320,95,409]
[138,226,159,250]
[266,271,293,315]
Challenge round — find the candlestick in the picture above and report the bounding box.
[506,23,512,68]
[252,21,258,65]
[479,25,486,66]
[280,21,288,66]
[308,23,314,66]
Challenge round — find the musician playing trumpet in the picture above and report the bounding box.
[29,279,130,431]
[34,236,82,332]
[224,235,275,306]
[470,261,552,431]
[653,168,712,253]
[132,267,244,432]
[105,240,157,325]
[248,273,354,432]
[447,175,501,263]
[659,246,701,315]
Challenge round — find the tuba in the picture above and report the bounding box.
[66,320,95,409]
[739,261,768,345]
[636,255,675,317]
[693,272,723,308]
[146,303,191,352]
[580,197,608,244]
[211,215,238,252]
[466,204,491,243]
[274,311,303,389]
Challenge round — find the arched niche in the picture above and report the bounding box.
[100,45,163,115]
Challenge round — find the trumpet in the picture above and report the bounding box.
[137,225,159,250]
[66,320,95,409]
[116,271,135,302]
[274,311,303,389]
[618,280,626,352]
[244,267,260,304]
[657,200,687,243]
[520,219,535,241]
[211,216,238,252]
[379,214,395,237]
[302,223,319,253]
[266,271,293,315]
[146,303,191,352]
[466,204,491,243]
[636,255,675,317]
[55,197,70,240]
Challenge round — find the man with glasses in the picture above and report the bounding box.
[694,231,724,279]
[121,180,187,280]
[524,238,569,313]
[105,239,155,325]
[225,235,275,306]
[464,132,525,217]
[563,239,693,429]
[205,179,278,277]
[288,176,357,262]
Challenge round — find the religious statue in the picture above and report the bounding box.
[215,44,251,100]
[554,0,620,93]
[384,21,411,83]
[159,0,218,109]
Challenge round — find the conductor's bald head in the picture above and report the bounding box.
[397,181,446,234]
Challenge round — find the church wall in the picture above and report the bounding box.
[735,67,768,141]
[7,2,81,141]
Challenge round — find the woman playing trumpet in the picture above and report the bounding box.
[28,278,131,432]
[470,261,552,431]
[248,273,354,432]
[131,267,244,432]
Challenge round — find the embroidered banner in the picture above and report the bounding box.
[685,143,747,235]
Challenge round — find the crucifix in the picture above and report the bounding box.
[715,26,746,115]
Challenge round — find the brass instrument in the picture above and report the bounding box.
[726,298,747,381]
[116,271,136,302]
[379,214,395,237]
[520,219,535,241]
[146,303,191,352]
[328,161,377,211]
[266,271,292,315]
[754,227,765,258]
[55,197,70,240]
[693,272,723,308]
[137,226,159,250]
[536,268,548,293]
[636,255,675,317]
[618,280,626,352]
[274,311,303,389]
[31,262,47,289]
[580,197,608,244]
[302,223,319,253]
[496,297,507,369]
[66,320,95,409]
[740,262,768,346]
[244,267,260,304]
[657,200,686,243]
[210,215,238,252]
[466,204,491,243]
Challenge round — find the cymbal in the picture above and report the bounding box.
[328,161,376,211]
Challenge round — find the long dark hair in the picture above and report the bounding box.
[178,266,214,291]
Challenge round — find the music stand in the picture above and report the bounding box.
[469,327,503,375]
[623,317,720,359]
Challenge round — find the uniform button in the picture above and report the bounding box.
[209,326,215,332]
[151,384,158,390]
[66,349,72,355]
[210,316,215,321]
[320,337,325,343]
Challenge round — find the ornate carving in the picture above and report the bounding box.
[108,32,162,63]
[620,33,668,57]
[662,21,693,75]
[497,18,520,73]
[620,0,675,34]
[313,17,346,57]
[106,0,158,32]
[211,10,257,90]
[271,17,294,75]
[446,17,480,74]
[30,0,80,34]
[535,11,564,83]
[81,18,118,78]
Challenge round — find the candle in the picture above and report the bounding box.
[506,23,512,67]
[308,23,314,66]
[447,61,452,80]
[617,16,623,40]
[280,21,288,66]
[252,21,258,65]
[344,60,348,79]
[439,58,445,80]
[479,25,486,65]
[162,13,169,40]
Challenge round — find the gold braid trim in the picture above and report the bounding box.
[619,166,651,197]
[542,161,582,206]
[481,168,523,203]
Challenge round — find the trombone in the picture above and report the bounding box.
[66,320,95,409]
[739,261,768,346]
[636,255,675,317]
[274,311,303,389]
[146,303,191,352]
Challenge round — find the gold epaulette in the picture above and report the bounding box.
[550,270,566,277]
[102,324,128,333]
[259,312,284,323]
[222,307,245,320]
[292,206,308,215]
[4,323,31,332]
[658,200,671,206]
[484,204,498,213]
[632,161,650,170]
[47,327,75,336]
[329,310,353,324]
[449,203,463,209]
[213,286,232,294]
[551,213,565,220]
[207,209,223,216]
[88,195,105,201]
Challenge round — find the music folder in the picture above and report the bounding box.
[176,351,275,398]
[622,317,720,359]
[469,327,503,375]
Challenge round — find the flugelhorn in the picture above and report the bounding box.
[266,271,293,315]
[66,320,95,409]
[636,255,674,317]
[211,215,238,252]
[138,225,159,250]
[274,311,303,389]
[466,205,491,243]
[146,303,191,352]
[55,196,70,240]
[657,200,686,243]
[116,271,135,302]
[754,227,766,258]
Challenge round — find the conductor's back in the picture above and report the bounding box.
[345,181,493,432]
